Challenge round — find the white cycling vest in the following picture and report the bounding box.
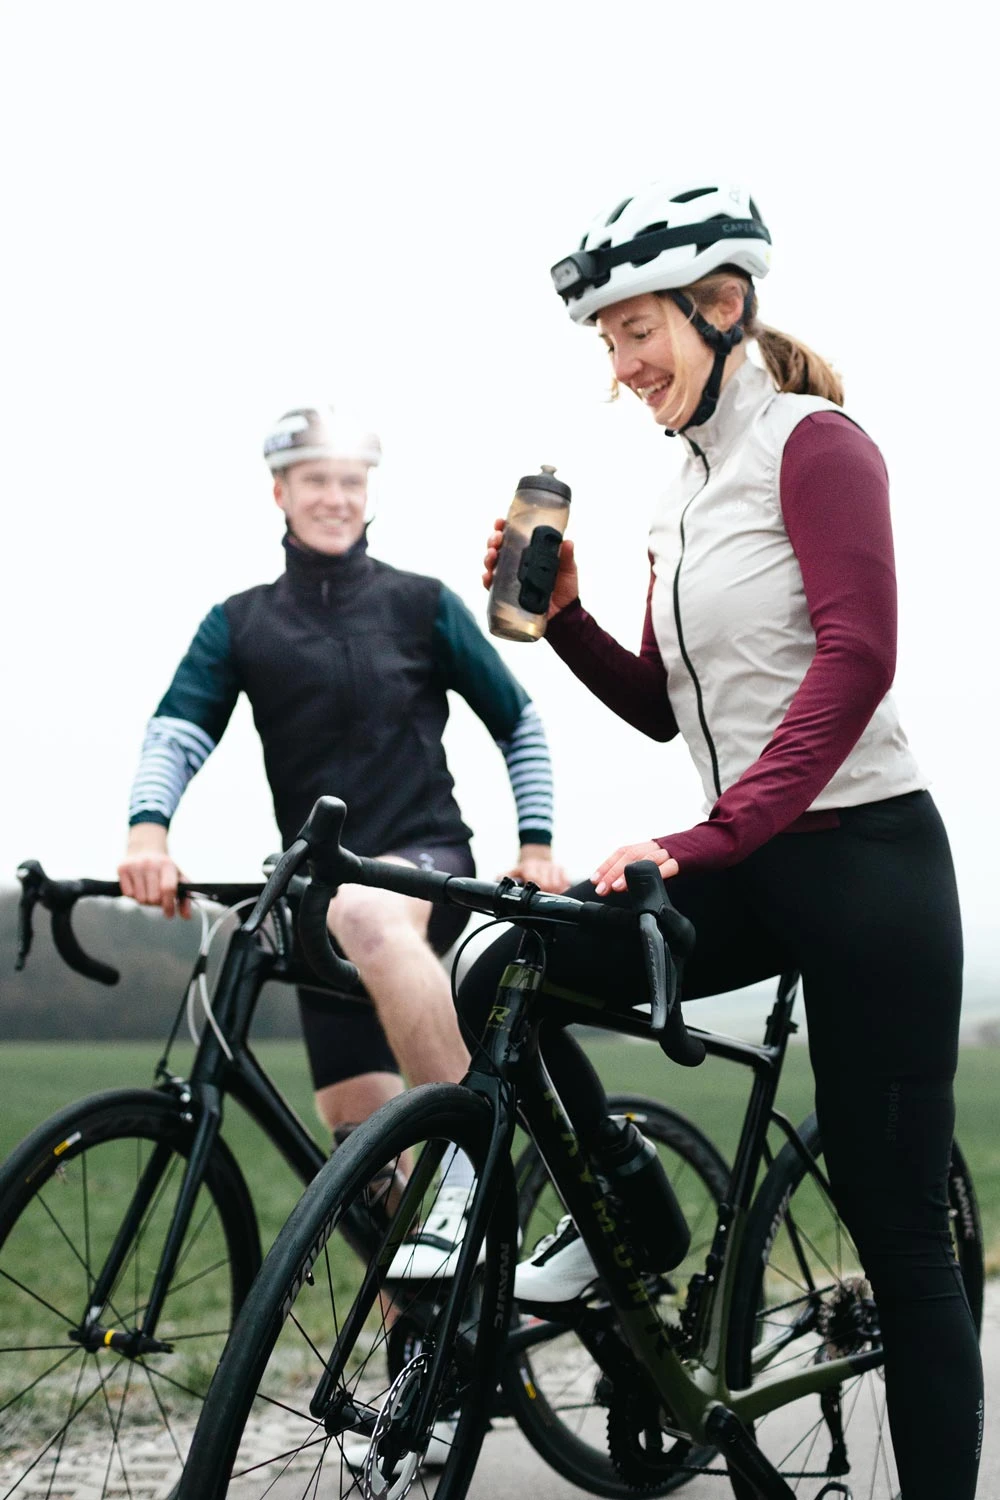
[648,359,923,814]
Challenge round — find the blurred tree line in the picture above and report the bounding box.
[0,890,302,1040]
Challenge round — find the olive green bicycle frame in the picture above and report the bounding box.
[468,953,872,1478]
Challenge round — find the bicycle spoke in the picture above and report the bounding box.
[232,1433,330,1480]
[135,1359,185,1465]
[2,1358,123,1500]
[38,1347,89,1500]
[139,1357,213,1407]
[0,1346,82,1419]
[96,1358,135,1500]
[0,1267,76,1328]
[123,1251,231,1322]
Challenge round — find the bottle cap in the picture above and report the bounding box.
[516,466,571,501]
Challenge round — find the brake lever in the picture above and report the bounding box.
[290,797,365,992]
[624,860,705,1068]
[15,861,44,971]
[625,862,675,1031]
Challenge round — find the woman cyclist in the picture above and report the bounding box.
[474,180,983,1498]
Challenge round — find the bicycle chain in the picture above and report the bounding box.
[605,1386,847,1486]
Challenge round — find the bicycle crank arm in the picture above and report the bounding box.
[704,1404,797,1498]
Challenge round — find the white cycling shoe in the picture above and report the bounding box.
[515,1215,599,1304]
[339,1417,456,1472]
[385,1184,482,1280]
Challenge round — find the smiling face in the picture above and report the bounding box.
[597,285,746,430]
[273,457,370,555]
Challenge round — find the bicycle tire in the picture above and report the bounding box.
[726,1115,985,1499]
[0,1087,260,1499]
[177,1082,518,1500]
[504,1094,731,1497]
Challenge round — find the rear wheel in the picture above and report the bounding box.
[177,1082,517,1500]
[504,1095,731,1496]
[727,1116,984,1499]
[0,1088,259,1499]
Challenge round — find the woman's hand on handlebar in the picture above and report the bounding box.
[592,841,678,896]
[502,844,572,894]
[482,518,580,620]
[118,824,191,919]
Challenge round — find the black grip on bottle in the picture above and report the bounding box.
[517,525,563,614]
[297,882,361,993]
[50,907,120,987]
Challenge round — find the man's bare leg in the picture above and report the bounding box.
[315,1071,404,1135]
[326,866,469,1091]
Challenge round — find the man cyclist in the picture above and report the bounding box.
[120,405,567,1217]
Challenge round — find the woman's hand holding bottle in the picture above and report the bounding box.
[482,517,579,620]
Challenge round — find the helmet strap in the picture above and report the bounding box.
[662,287,752,437]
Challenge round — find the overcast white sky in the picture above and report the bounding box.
[1,2,997,987]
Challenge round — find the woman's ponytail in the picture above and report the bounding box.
[750,319,844,406]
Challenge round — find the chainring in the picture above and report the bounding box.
[606,1386,700,1492]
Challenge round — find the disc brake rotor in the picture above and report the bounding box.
[360,1353,432,1500]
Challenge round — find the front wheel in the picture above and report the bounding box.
[727,1116,984,1500]
[0,1088,260,1499]
[178,1082,518,1500]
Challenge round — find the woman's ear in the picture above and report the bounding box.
[273,477,288,515]
[710,278,749,333]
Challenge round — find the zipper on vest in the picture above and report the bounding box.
[673,440,722,800]
[321,579,329,606]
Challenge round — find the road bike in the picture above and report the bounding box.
[175,797,985,1500]
[2,851,723,1498]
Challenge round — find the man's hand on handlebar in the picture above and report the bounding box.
[118,823,191,919]
[502,844,572,894]
[592,840,678,897]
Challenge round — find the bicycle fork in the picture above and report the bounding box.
[71,1082,224,1356]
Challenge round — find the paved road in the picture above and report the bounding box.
[5,1288,996,1497]
[468,1285,1000,1499]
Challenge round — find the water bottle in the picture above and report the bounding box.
[593,1117,691,1273]
[487,465,571,643]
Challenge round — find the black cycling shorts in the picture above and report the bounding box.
[297,841,475,1090]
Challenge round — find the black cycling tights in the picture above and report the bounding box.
[458,792,983,1499]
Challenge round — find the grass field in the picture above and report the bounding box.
[2,1034,998,1267]
[0,1034,996,1470]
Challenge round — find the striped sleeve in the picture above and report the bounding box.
[432,585,554,845]
[495,702,554,846]
[128,604,241,828]
[128,716,217,828]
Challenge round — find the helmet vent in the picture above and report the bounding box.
[631,221,669,267]
[670,187,716,204]
[605,196,633,225]
[749,196,763,222]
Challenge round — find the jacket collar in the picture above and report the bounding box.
[680,358,775,468]
[281,530,374,602]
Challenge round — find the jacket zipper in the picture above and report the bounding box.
[673,440,722,799]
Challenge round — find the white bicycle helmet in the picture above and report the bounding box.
[551,180,772,326]
[263,406,382,472]
[551,181,772,434]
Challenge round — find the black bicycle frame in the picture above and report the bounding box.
[83,922,335,1345]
